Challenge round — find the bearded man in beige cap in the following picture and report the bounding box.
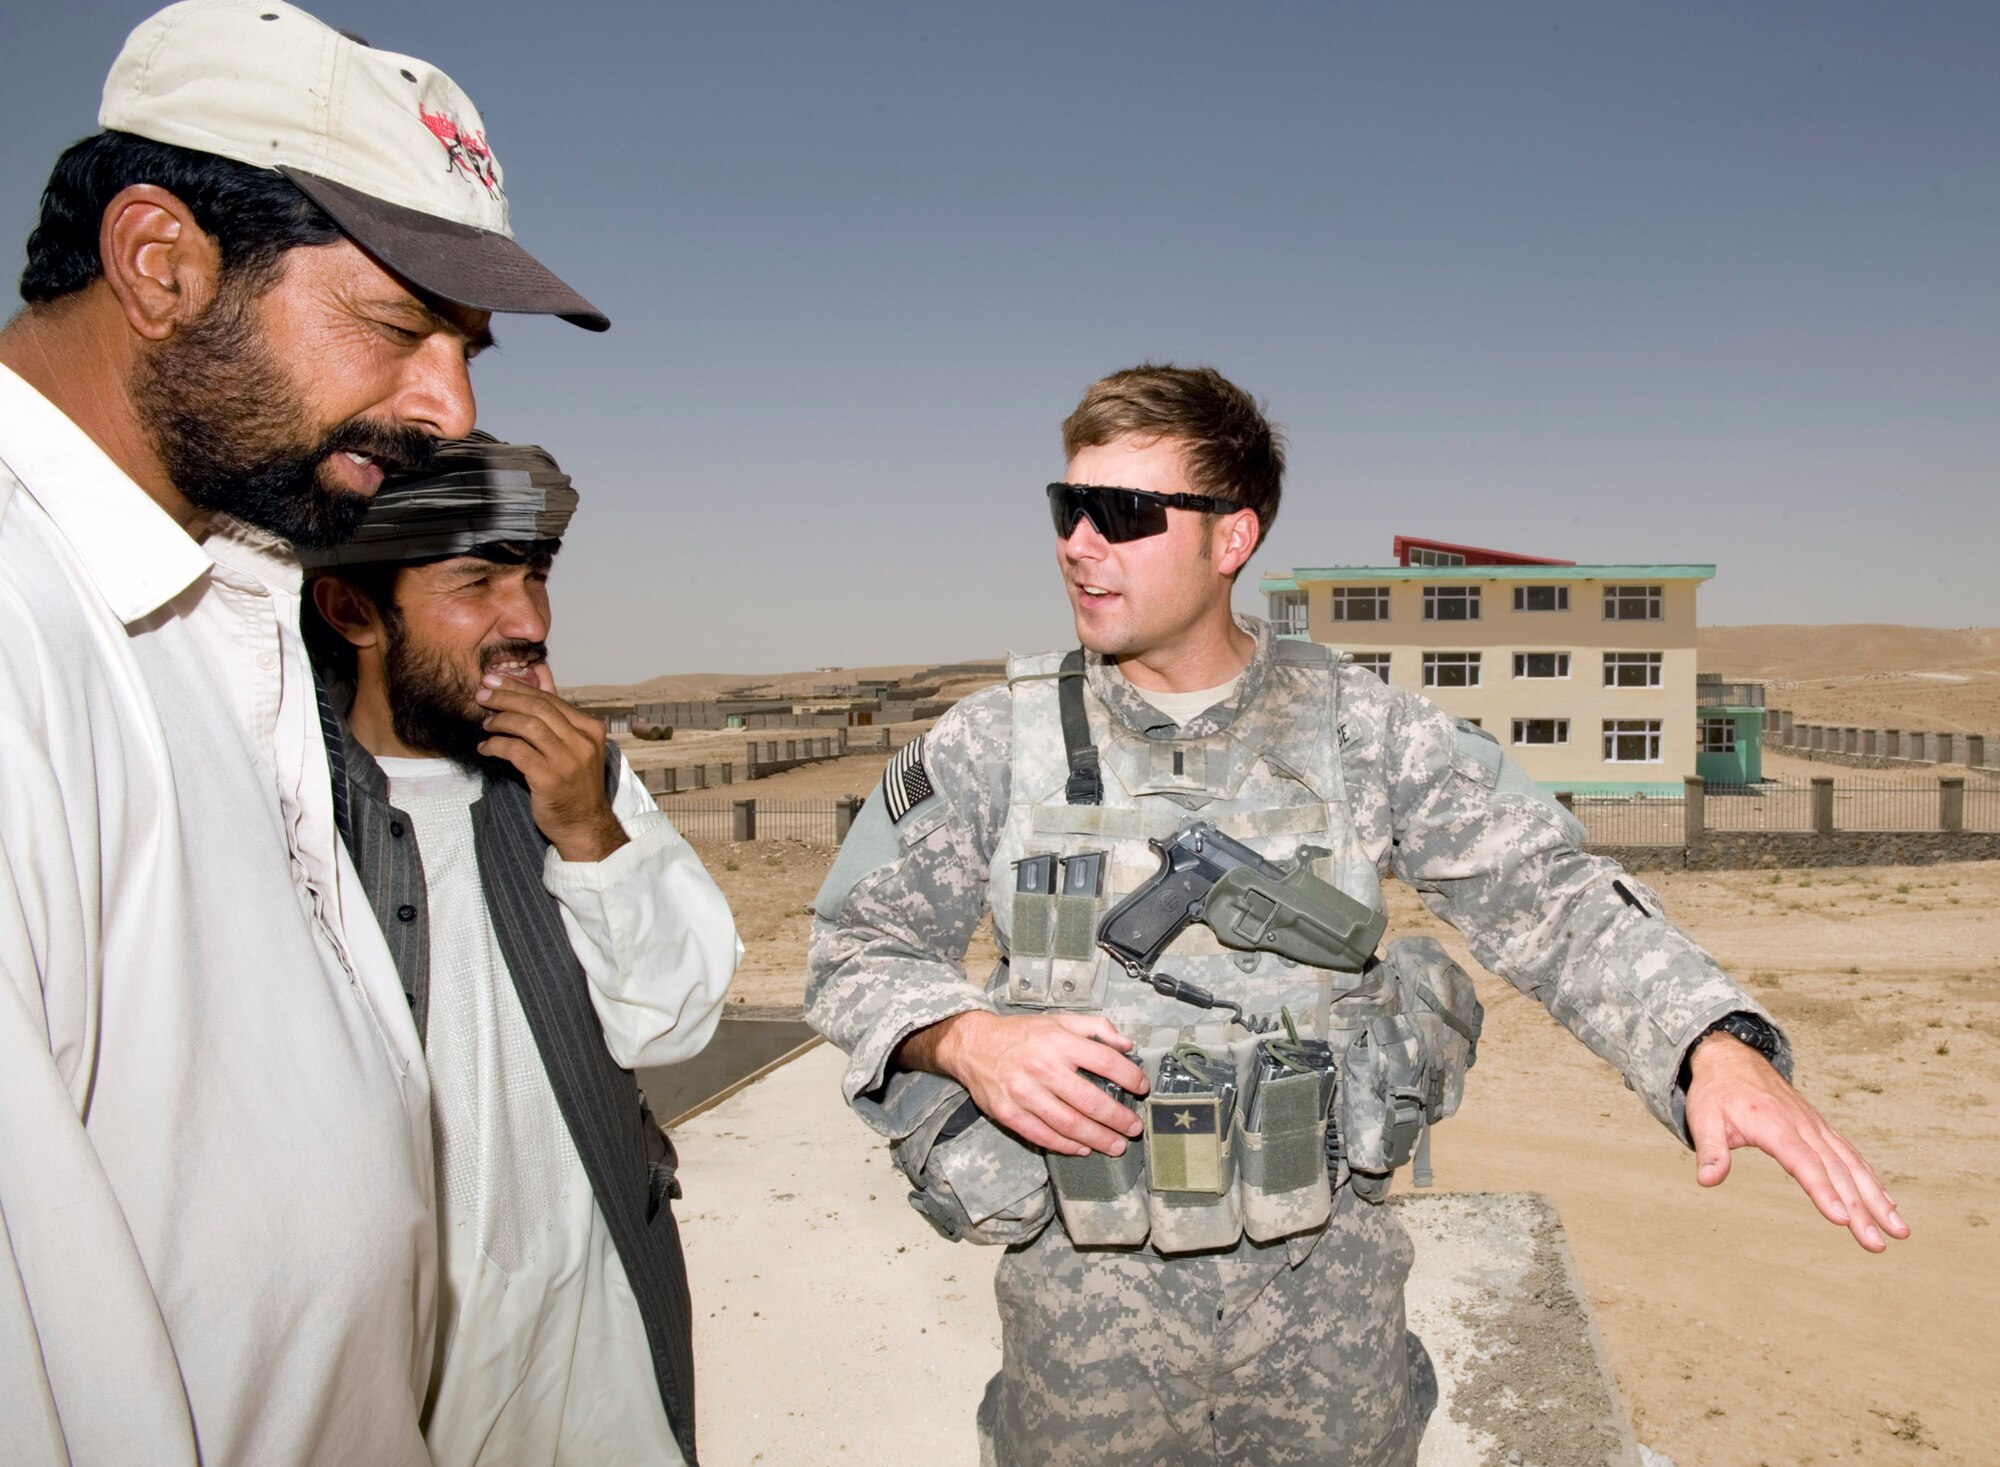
[0,5,608,1465]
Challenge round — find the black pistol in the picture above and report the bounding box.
[1097,820,1385,980]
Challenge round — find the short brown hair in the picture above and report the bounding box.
[1060,363,1285,549]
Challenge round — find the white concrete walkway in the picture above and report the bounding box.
[675,1042,1638,1467]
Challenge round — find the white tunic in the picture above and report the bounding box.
[0,364,436,1466]
[382,755,737,1467]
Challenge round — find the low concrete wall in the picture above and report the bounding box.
[1686,830,2000,869]
[638,731,852,794]
[1578,844,1685,872]
[1760,736,1947,774]
[1585,832,2000,870]
[1763,716,1995,772]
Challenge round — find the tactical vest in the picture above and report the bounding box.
[985,640,1480,1253]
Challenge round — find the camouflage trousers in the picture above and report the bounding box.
[976,1188,1434,1467]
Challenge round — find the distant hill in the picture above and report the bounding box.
[567,626,2000,734]
[563,662,949,704]
[1701,625,2000,733]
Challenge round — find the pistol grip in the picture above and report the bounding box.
[1099,865,1210,972]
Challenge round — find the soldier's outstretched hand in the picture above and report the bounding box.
[898,1011,1149,1159]
[1684,1033,1910,1253]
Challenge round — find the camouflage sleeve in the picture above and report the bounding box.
[805,686,1012,1142]
[1372,684,1791,1141]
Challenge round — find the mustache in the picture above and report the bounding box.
[318,419,440,475]
[480,640,549,673]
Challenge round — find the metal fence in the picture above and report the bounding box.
[1702,783,1817,831]
[656,779,2000,849]
[1570,776,2000,845]
[1567,795,1685,846]
[1831,783,1940,832]
[657,798,845,845]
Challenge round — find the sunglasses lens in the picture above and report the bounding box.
[1047,485,1168,543]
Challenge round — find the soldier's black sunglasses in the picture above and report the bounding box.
[1046,483,1242,544]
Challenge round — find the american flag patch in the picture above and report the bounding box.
[883,737,935,823]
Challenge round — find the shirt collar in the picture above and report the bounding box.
[1082,615,1275,740]
[203,514,304,597]
[0,362,210,624]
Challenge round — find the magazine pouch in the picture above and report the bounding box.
[1141,1026,1245,1254]
[1237,1020,1337,1242]
[1045,1067,1151,1246]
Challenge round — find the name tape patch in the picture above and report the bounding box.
[883,737,935,823]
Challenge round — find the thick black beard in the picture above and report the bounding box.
[383,615,549,777]
[129,277,437,549]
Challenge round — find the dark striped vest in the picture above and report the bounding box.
[336,723,700,1464]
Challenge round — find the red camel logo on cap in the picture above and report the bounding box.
[419,105,502,197]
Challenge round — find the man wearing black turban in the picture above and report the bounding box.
[303,433,738,1467]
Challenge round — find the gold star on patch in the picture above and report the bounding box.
[1172,1109,1197,1130]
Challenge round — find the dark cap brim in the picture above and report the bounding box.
[280,168,609,332]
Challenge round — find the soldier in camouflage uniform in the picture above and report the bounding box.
[806,365,1905,1467]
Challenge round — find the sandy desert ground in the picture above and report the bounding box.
[605,626,1998,1465]
[1701,625,2000,734]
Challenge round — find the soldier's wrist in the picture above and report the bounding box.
[1679,1011,1783,1093]
[928,1009,997,1083]
[895,1009,990,1081]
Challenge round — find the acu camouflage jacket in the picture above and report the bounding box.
[806,618,1788,1165]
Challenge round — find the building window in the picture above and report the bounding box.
[1331,587,1389,622]
[1422,652,1481,688]
[1603,652,1663,688]
[1604,585,1663,620]
[1269,591,1308,636]
[1348,652,1392,682]
[1512,652,1571,679]
[1602,719,1663,762]
[1514,585,1569,612]
[1699,718,1736,754]
[1423,586,1480,621]
[1512,718,1570,746]
[1408,547,1466,567]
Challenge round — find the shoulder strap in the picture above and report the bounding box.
[1057,648,1102,806]
[1272,637,1335,668]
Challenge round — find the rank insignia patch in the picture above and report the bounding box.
[883,737,935,823]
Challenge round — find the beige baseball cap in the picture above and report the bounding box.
[100,0,608,330]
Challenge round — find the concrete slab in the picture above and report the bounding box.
[637,1016,818,1126]
[675,1043,1640,1467]
[1396,1192,1642,1467]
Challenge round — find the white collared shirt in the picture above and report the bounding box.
[0,364,436,1467]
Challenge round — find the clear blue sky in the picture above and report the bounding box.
[6,2,1995,682]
